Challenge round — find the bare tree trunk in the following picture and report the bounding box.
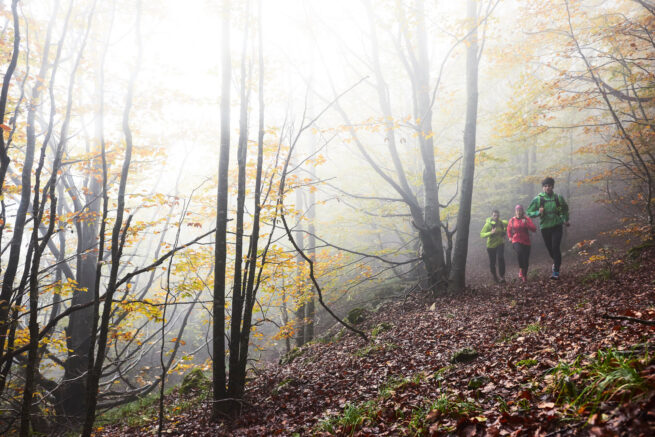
[0,0,57,360]
[530,146,537,198]
[0,0,22,397]
[0,0,19,199]
[294,187,306,348]
[305,140,316,343]
[522,149,530,203]
[81,1,113,430]
[228,0,250,400]
[21,0,94,429]
[449,0,480,292]
[59,5,113,417]
[414,0,448,293]
[82,1,139,434]
[213,0,230,418]
[235,0,265,391]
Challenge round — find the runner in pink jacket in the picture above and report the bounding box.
[507,204,537,282]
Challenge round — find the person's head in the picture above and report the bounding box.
[542,177,555,195]
[515,204,525,218]
[491,209,500,221]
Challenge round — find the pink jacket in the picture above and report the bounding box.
[507,216,537,245]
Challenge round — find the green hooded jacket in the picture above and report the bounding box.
[526,192,569,230]
[480,217,508,249]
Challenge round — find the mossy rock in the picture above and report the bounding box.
[451,347,479,364]
[180,368,209,395]
[467,375,488,389]
[346,307,366,325]
[279,347,304,365]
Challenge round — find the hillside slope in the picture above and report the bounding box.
[100,247,655,436]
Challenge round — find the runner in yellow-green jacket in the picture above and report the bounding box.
[480,209,508,283]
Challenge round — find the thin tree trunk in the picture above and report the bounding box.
[294,187,306,348]
[20,0,93,428]
[236,0,266,393]
[228,0,250,400]
[82,1,140,434]
[449,0,480,292]
[60,3,113,417]
[213,0,230,418]
[0,0,57,361]
[305,142,316,343]
[82,0,113,429]
[0,0,20,198]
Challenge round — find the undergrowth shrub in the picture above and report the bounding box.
[545,347,653,416]
[316,400,378,436]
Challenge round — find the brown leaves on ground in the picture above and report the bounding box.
[98,249,655,436]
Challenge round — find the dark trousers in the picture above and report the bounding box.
[512,242,531,274]
[486,245,505,278]
[541,224,563,272]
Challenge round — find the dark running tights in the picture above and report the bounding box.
[512,242,531,274]
[541,224,563,272]
[486,245,505,278]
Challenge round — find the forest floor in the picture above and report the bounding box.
[98,244,655,436]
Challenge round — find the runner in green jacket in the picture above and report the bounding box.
[526,177,570,279]
[480,210,508,283]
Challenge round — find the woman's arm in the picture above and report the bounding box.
[480,222,492,238]
[526,217,537,232]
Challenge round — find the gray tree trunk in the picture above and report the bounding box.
[212,0,230,417]
[449,0,480,292]
[415,0,448,292]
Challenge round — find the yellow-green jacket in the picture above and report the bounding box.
[480,217,508,249]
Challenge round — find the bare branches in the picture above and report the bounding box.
[603,313,655,326]
[279,212,368,342]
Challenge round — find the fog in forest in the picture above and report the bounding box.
[0,0,651,434]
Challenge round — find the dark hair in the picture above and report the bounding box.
[492,209,500,215]
[541,177,555,187]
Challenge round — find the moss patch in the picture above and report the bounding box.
[346,307,366,325]
[180,368,209,395]
[451,347,479,364]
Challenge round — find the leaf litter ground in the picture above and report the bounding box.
[99,248,655,436]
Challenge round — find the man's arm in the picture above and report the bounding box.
[526,196,540,218]
[560,195,570,224]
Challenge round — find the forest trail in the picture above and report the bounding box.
[98,246,655,436]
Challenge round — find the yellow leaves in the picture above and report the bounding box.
[272,320,297,340]
[117,299,164,323]
[44,278,86,298]
[585,254,608,264]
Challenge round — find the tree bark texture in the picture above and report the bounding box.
[449,0,480,292]
[213,0,230,417]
